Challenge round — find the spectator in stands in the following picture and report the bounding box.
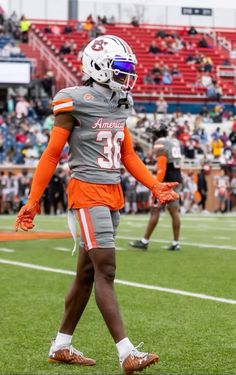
[41,71,55,98]
[131,16,139,27]
[201,72,212,87]
[220,131,229,148]
[59,41,72,55]
[64,23,73,34]
[148,40,161,54]
[201,55,213,72]
[155,29,166,38]
[222,58,231,66]
[229,122,236,145]
[186,54,195,64]
[107,15,115,25]
[90,23,106,38]
[83,14,95,31]
[206,83,216,99]
[188,26,198,35]
[215,83,223,102]
[152,63,162,84]
[143,71,155,85]
[171,64,180,76]
[20,15,30,43]
[156,97,168,114]
[162,71,172,85]
[185,41,195,51]
[211,135,223,159]
[170,38,183,53]
[198,35,209,48]
[51,25,61,35]
[15,97,29,118]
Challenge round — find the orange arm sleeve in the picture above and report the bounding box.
[27,126,70,203]
[121,127,159,189]
[156,155,167,182]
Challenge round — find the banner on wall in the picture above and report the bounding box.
[181,8,213,16]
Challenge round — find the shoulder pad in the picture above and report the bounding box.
[52,88,75,115]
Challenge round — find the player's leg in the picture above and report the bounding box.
[48,245,96,365]
[167,204,181,251]
[129,206,160,250]
[82,206,159,373]
[59,246,94,334]
[88,247,126,342]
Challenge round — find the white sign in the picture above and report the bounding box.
[0,62,31,84]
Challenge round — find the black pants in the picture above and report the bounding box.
[198,192,207,210]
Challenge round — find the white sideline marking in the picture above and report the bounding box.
[54,247,70,252]
[0,248,14,253]
[119,235,236,251]
[116,246,125,251]
[213,236,230,240]
[0,259,235,305]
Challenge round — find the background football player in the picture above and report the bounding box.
[130,122,182,251]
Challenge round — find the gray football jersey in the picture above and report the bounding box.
[154,136,182,182]
[52,86,133,184]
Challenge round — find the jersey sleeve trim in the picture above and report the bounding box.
[53,101,74,115]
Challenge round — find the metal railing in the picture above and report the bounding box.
[29,30,79,89]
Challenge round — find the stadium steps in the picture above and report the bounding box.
[18,43,46,79]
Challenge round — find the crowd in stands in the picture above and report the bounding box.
[134,103,236,166]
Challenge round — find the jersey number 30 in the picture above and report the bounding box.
[97,130,124,169]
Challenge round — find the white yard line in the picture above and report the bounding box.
[118,235,236,251]
[0,259,235,305]
[54,247,70,252]
[213,236,230,240]
[0,248,15,253]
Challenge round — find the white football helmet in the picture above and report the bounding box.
[82,35,137,92]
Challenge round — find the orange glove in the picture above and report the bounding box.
[15,200,41,232]
[151,182,179,205]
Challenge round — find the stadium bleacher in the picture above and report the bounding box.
[29,21,236,100]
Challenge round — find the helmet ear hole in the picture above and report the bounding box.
[94,63,101,71]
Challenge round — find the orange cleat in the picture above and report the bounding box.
[48,341,96,366]
[121,343,159,375]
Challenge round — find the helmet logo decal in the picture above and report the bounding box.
[91,39,108,51]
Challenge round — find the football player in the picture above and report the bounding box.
[130,122,182,251]
[15,35,178,375]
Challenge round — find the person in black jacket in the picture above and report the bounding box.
[197,168,208,212]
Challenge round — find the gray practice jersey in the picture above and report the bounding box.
[52,85,133,184]
[154,136,182,183]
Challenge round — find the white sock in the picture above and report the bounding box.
[142,238,149,244]
[116,337,134,363]
[54,332,72,349]
[172,240,179,246]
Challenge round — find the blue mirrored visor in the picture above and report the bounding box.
[111,59,135,74]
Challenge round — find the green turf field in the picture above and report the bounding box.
[0,213,236,375]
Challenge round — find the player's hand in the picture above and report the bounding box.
[15,201,41,232]
[151,182,179,205]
